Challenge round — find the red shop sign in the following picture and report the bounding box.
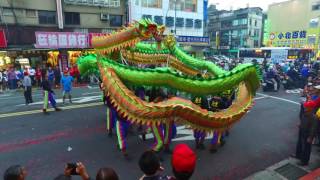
[0,29,7,48]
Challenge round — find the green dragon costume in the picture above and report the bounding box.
[78,19,261,132]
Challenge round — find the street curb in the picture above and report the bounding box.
[245,147,320,180]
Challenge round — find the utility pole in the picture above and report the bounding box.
[174,0,177,35]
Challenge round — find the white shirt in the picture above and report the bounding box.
[29,68,35,76]
[23,76,32,87]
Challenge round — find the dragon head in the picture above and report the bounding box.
[137,18,165,42]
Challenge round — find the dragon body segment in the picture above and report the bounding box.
[78,19,261,132]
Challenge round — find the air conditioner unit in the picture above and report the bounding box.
[100,13,109,21]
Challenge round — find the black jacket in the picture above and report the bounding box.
[41,80,54,93]
[299,105,318,138]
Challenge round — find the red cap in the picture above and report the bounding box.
[304,101,317,111]
[171,144,196,173]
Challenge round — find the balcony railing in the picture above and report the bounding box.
[64,0,120,7]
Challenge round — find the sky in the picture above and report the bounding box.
[208,0,290,11]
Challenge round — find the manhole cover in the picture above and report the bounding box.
[274,163,308,180]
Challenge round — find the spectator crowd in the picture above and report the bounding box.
[0,64,81,93]
[3,143,196,180]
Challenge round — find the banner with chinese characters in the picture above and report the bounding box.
[271,49,288,64]
[35,32,88,49]
[177,36,210,46]
[0,29,7,48]
[268,30,307,48]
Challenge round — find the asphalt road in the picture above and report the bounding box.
[0,88,302,180]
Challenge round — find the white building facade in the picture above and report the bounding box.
[129,0,204,37]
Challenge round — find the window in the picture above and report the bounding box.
[141,0,162,8]
[38,11,56,24]
[175,18,184,27]
[169,0,197,12]
[65,12,80,25]
[74,28,88,33]
[312,4,320,11]
[310,18,319,28]
[249,18,252,25]
[240,29,247,36]
[254,20,257,27]
[232,19,238,26]
[14,9,24,17]
[185,18,193,28]
[110,15,122,27]
[308,35,316,44]
[154,16,163,25]
[26,9,37,17]
[232,30,238,36]
[65,0,120,7]
[221,21,232,28]
[195,19,202,28]
[142,14,152,20]
[254,29,260,37]
[238,18,247,25]
[2,8,13,16]
[101,28,113,33]
[166,17,174,27]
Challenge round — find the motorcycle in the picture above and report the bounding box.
[282,75,295,90]
[283,75,305,90]
[262,77,281,92]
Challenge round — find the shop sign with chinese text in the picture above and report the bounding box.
[177,36,210,45]
[35,32,88,48]
[0,29,7,48]
[270,30,307,40]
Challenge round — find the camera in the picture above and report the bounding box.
[67,163,79,175]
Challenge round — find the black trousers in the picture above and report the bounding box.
[24,86,33,104]
[295,129,312,164]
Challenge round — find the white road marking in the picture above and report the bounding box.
[0,94,11,97]
[257,93,300,106]
[82,92,101,95]
[285,89,302,94]
[16,95,101,106]
[0,102,103,119]
[0,94,42,100]
[87,86,99,89]
[140,126,211,142]
[254,97,266,100]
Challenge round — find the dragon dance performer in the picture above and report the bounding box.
[192,73,209,149]
[163,88,177,153]
[99,78,115,136]
[147,87,166,152]
[192,95,208,149]
[101,79,129,157]
[135,86,147,141]
[208,89,235,153]
[42,73,61,114]
[106,96,117,137]
[115,113,130,157]
[209,96,224,153]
